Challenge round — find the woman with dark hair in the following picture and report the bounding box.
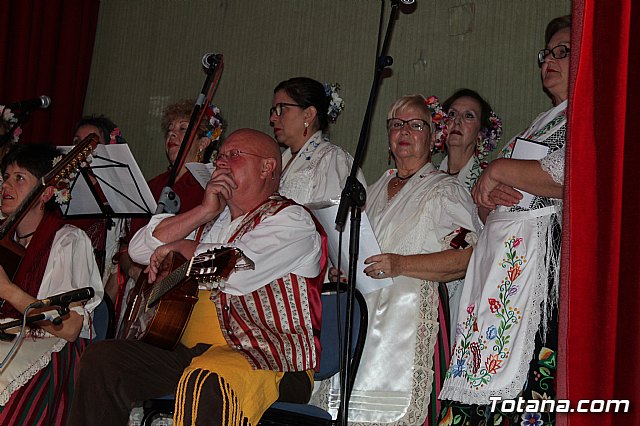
[73,114,125,145]
[70,115,127,291]
[439,89,503,190]
[439,15,571,426]
[270,77,365,204]
[438,89,502,340]
[0,144,103,425]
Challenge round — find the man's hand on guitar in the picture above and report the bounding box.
[146,240,199,283]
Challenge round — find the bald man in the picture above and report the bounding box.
[70,129,327,426]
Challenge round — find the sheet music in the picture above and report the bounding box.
[185,162,215,189]
[308,202,393,294]
[510,137,550,208]
[58,144,157,216]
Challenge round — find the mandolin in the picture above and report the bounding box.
[118,246,254,350]
[0,135,99,279]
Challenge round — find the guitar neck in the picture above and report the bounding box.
[0,184,43,240]
[147,259,192,308]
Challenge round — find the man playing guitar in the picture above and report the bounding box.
[69,128,327,426]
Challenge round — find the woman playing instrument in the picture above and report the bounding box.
[115,101,224,329]
[0,144,103,425]
[438,16,571,426]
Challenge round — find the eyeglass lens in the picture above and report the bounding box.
[387,119,426,132]
[538,45,569,63]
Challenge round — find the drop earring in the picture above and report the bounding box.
[303,122,309,138]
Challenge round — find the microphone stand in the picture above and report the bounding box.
[334,1,400,424]
[155,55,223,214]
[0,302,60,367]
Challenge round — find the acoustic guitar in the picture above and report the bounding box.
[0,135,99,278]
[117,246,254,350]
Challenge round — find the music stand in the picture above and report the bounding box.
[58,144,157,219]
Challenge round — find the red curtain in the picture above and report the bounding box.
[0,0,99,146]
[560,1,639,425]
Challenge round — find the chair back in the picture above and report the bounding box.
[316,285,367,385]
[140,285,369,426]
[257,284,368,425]
[92,295,116,340]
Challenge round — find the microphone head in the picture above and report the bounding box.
[39,95,52,109]
[400,0,415,4]
[202,53,223,68]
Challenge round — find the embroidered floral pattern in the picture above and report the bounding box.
[425,95,448,151]
[477,110,503,160]
[446,235,526,388]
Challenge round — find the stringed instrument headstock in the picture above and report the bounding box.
[188,246,255,291]
[0,133,99,278]
[47,133,100,195]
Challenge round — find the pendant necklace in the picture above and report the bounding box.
[392,171,416,188]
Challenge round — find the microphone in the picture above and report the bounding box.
[202,53,223,68]
[6,95,52,110]
[31,287,95,309]
[400,0,415,4]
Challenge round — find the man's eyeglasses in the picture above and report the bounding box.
[538,44,570,64]
[270,103,303,117]
[387,118,429,132]
[214,149,270,164]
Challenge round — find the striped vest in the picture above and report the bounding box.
[214,195,326,372]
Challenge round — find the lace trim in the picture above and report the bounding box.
[539,146,565,185]
[0,338,66,405]
[349,282,439,426]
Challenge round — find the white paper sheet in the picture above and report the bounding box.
[308,203,393,294]
[185,162,215,189]
[510,137,550,208]
[58,144,156,216]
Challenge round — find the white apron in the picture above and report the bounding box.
[440,101,566,405]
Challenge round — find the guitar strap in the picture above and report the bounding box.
[1,211,64,319]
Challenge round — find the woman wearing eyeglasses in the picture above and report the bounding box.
[439,89,503,191]
[115,101,224,331]
[318,94,478,425]
[269,77,365,204]
[438,15,570,426]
